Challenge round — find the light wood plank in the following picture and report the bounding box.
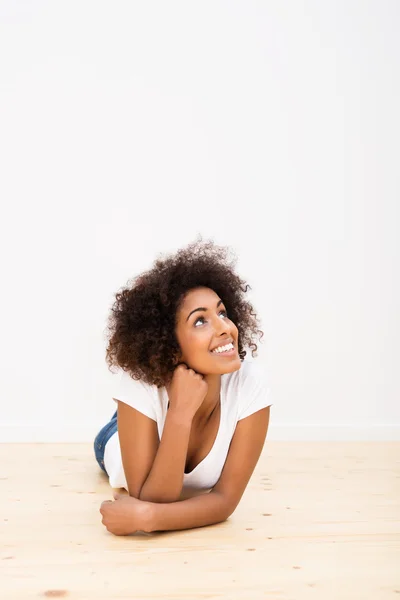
[1,442,399,599]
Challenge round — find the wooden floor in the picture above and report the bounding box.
[1,442,399,600]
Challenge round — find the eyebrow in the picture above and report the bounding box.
[186,299,223,322]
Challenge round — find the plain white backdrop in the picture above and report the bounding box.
[0,1,399,441]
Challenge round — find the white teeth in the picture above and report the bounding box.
[212,342,234,354]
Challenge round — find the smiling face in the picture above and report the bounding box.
[174,286,242,376]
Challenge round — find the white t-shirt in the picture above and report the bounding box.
[104,359,273,496]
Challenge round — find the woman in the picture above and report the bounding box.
[97,238,273,535]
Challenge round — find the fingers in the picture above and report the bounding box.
[100,499,112,513]
[100,490,122,514]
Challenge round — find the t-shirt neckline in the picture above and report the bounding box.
[161,375,225,477]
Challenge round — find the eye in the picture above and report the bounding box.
[194,310,228,327]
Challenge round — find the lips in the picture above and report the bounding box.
[209,341,237,357]
[210,338,234,352]
[211,346,237,357]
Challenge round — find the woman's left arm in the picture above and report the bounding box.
[148,405,271,532]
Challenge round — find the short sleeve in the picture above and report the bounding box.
[237,361,273,421]
[112,370,157,421]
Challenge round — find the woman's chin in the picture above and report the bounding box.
[213,357,242,374]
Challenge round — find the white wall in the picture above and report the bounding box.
[0,0,399,441]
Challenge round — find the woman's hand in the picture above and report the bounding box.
[99,491,153,536]
[167,364,208,422]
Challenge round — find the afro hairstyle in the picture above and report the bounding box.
[105,236,264,387]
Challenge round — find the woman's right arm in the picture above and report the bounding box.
[117,400,192,503]
[117,365,207,503]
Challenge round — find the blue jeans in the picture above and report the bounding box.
[93,409,118,474]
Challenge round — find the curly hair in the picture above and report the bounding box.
[105,236,264,387]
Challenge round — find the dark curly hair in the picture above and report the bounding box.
[105,236,264,387]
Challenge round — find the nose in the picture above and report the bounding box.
[213,314,231,336]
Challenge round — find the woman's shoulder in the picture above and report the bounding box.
[113,369,160,403]
[224,359,272,417]
[118,369,156,391]
[225,359,268,386]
